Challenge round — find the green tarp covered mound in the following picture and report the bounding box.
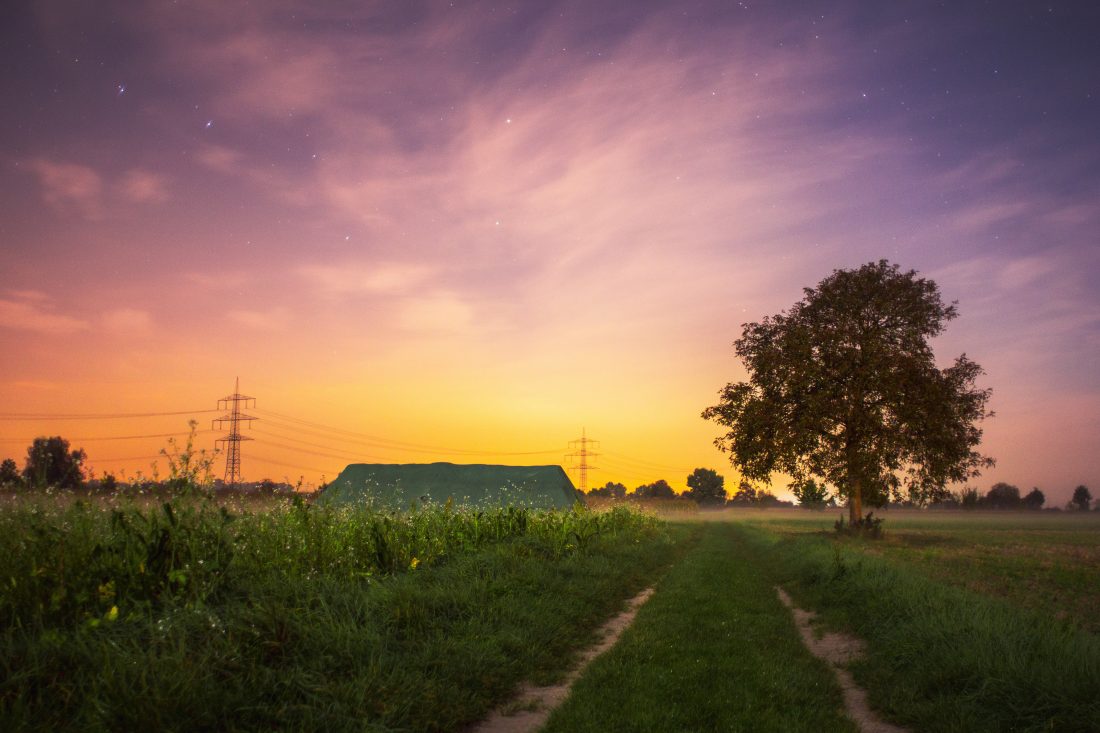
[318,462,584,510]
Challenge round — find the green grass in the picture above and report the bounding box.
[543,522,857,733]
[733,509,1100,633]
[738,520,1100,732]
[0,497,677,731]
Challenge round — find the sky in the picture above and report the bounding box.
[1,1,1098,503]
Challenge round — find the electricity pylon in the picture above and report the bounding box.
[213,377,256,487]
[565,428,599,493]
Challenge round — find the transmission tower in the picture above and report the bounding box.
[212,377,257,488]
[565,428,600,493]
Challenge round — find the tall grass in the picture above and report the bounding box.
[0,497,668,731]
[741,523,1100,732]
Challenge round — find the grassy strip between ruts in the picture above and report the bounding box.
[543,521,858,732]
[739,521,1100,732]
[1,500,683,732]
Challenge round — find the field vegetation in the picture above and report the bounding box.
[0,495,675,731]
[734,509,1100,633]
[732,511,1100,731]
[544,521,856,732]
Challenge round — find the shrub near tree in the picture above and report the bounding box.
[703,260,994,526]
[685,468,726,506]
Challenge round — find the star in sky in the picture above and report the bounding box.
[116,83,126,96]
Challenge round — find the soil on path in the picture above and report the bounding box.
[469,587,655,733]
[776,587,909,733]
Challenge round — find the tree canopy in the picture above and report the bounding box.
[1021,487,1045,510]
[22,436,87,490]
[791,478,832,509]
[984,482,1021,509]
[703,260,993,524]
[685,468,726,506]
[633,479,676,499]
[1070,485,1092,511]
[588,481,627,500]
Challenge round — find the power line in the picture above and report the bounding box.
[0,430,216,443]
[248,455,339,477]
[252,427,379,456]
[602,451,696,473]
[253,436,386,463]
[0,409,218,420]
[253,407,560,456]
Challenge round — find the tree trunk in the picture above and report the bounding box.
[849,476,862,526]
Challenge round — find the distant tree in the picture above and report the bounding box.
[983,482,1021,509]
[1070,485,1092,511]
[703,261,994,526]
[0,458,23,488]
[1021,487,1045,510]
[685,468,726,506]
[633,479,676,499]
[589,481,627,500]
[22,436,86,490]
[792,478,832,509]
[728,480,758,506]
[953,486,980,509]
[99,472,119,493]
[756,490,793,508]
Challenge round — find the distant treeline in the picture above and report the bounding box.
[0,433,301,496]
[587,470,1097,512]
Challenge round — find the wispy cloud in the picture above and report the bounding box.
[298,263,435,297]
[23,160,170,218]
[117,170,169,204]
[227,308,289,331]
[25,159,104,219]
[0,295,87,335]
[101,308,153,335]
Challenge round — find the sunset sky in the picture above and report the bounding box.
[1,1,1098,502]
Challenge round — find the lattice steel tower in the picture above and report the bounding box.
[565,428,600,493]
[213,377,257,487]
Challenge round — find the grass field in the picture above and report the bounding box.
[3,497,1099,731]
[0,496,676,731]
[543,521,856,732]
[729,510,1100,732]
[726,508,1100,633]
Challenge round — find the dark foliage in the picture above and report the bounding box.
[22,436,87,490]
[703,260,994,524]
[685,468,726,506]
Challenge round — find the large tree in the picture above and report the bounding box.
[702,260,993,525]
[23,436,87,490]
[685,468,726,506]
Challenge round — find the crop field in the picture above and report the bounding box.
[2,497,1098,732]
[0,495,675,731]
